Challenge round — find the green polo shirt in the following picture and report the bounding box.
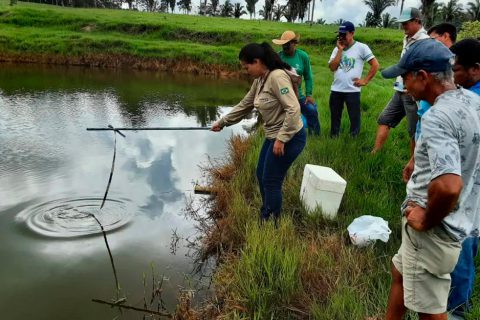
[279,49,313,100]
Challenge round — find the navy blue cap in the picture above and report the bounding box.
[382,39,453,78]
[338,21,355,33]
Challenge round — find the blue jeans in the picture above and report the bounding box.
[256,128,306,220]
[299,98,320,135]
[448,237,479,316]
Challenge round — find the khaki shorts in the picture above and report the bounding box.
[392,217,461,314]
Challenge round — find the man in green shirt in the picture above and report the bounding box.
[273,31,320,135]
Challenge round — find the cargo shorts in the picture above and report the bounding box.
[392,217,462,314]
[377,91,418,138]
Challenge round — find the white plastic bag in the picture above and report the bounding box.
[347,215,392,247]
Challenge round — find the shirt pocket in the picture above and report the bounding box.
[255,91,278,121]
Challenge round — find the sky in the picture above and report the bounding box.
[183,0,472,25]
[311,0,471,25]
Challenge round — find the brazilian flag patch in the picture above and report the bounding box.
[280,87,289,95]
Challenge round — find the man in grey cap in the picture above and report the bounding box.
[383,39,480,320]
[371,7,429,153]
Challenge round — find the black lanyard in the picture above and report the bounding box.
[257,71,271,94]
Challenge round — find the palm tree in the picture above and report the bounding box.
[143,0,160,11]
[439,0,464,22]
[233,2,247,18]
[177,0,191,13]
[264,0,276,20]
[245,0,258,18]
[420,0,439,27]
[220,0,234,16]
[258,5,266,19]
[297,0,311,22]
[467,0,480,20]
[382,12,398,28]
[283,1,299,22]
[198,1,207,14]
[309,0,316,23]
[317,18,326,24]
[430,2,443,24]
[167,0,175,12]
[334,18,345,25]
[210,0,220,15]
[364,0,397,27]
[160,0,169,12]
[272,4,284,21]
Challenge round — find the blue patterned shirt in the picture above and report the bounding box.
[404,88,480,241]
[415,81,480,141]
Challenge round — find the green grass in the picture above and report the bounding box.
[0,0,403,66]
[3,1,478,319]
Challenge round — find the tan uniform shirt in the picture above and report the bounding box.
[218,69,303,143]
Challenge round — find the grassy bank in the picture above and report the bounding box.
[2,2,478,319]
[0,0,402,72]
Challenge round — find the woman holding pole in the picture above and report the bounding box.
[211,42,306,221]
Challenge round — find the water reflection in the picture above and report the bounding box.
[0,64,250,320]
[0,64,246,127]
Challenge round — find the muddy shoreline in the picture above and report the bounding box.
[0,52,243,78]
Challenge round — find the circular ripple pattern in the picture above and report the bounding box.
[16,197,134,238]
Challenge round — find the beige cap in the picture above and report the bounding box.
[272,31,299,45]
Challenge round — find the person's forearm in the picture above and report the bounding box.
[305,79,313,97]
[304,61,313,97]
[364,60,379,82]
[365,66,378,82]
[329,50,343,71]
[218,103,252,127]
[424,175,463,229]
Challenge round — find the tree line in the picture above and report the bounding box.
[364,0,480,29]
[14,0,480,26]
[15,0,315,22]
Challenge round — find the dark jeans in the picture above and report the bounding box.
[329,91,361,137]
[299,98,320,135]
[256,128,306,220]
[448,237,479,316]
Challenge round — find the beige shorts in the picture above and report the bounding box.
[392,217,461,314]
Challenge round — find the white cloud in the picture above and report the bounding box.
[189,0,472,26]
[317,0,471,25]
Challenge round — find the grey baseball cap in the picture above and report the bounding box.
[398,7,423,23]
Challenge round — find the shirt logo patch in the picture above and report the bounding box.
[280,87,289,95]
[339,56,356,72]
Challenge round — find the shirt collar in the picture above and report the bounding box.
[405,27,427,41]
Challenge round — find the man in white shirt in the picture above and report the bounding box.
[371,7,429,153]
[328,21,379,137]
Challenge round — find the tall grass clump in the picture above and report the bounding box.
[230,219,301,318]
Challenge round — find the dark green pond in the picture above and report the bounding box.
[0,64,251,319]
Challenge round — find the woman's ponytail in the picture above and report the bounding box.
[239,42,292,71]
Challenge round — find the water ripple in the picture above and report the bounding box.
[16,197,134,238]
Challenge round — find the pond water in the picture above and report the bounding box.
[0,64,251,319]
